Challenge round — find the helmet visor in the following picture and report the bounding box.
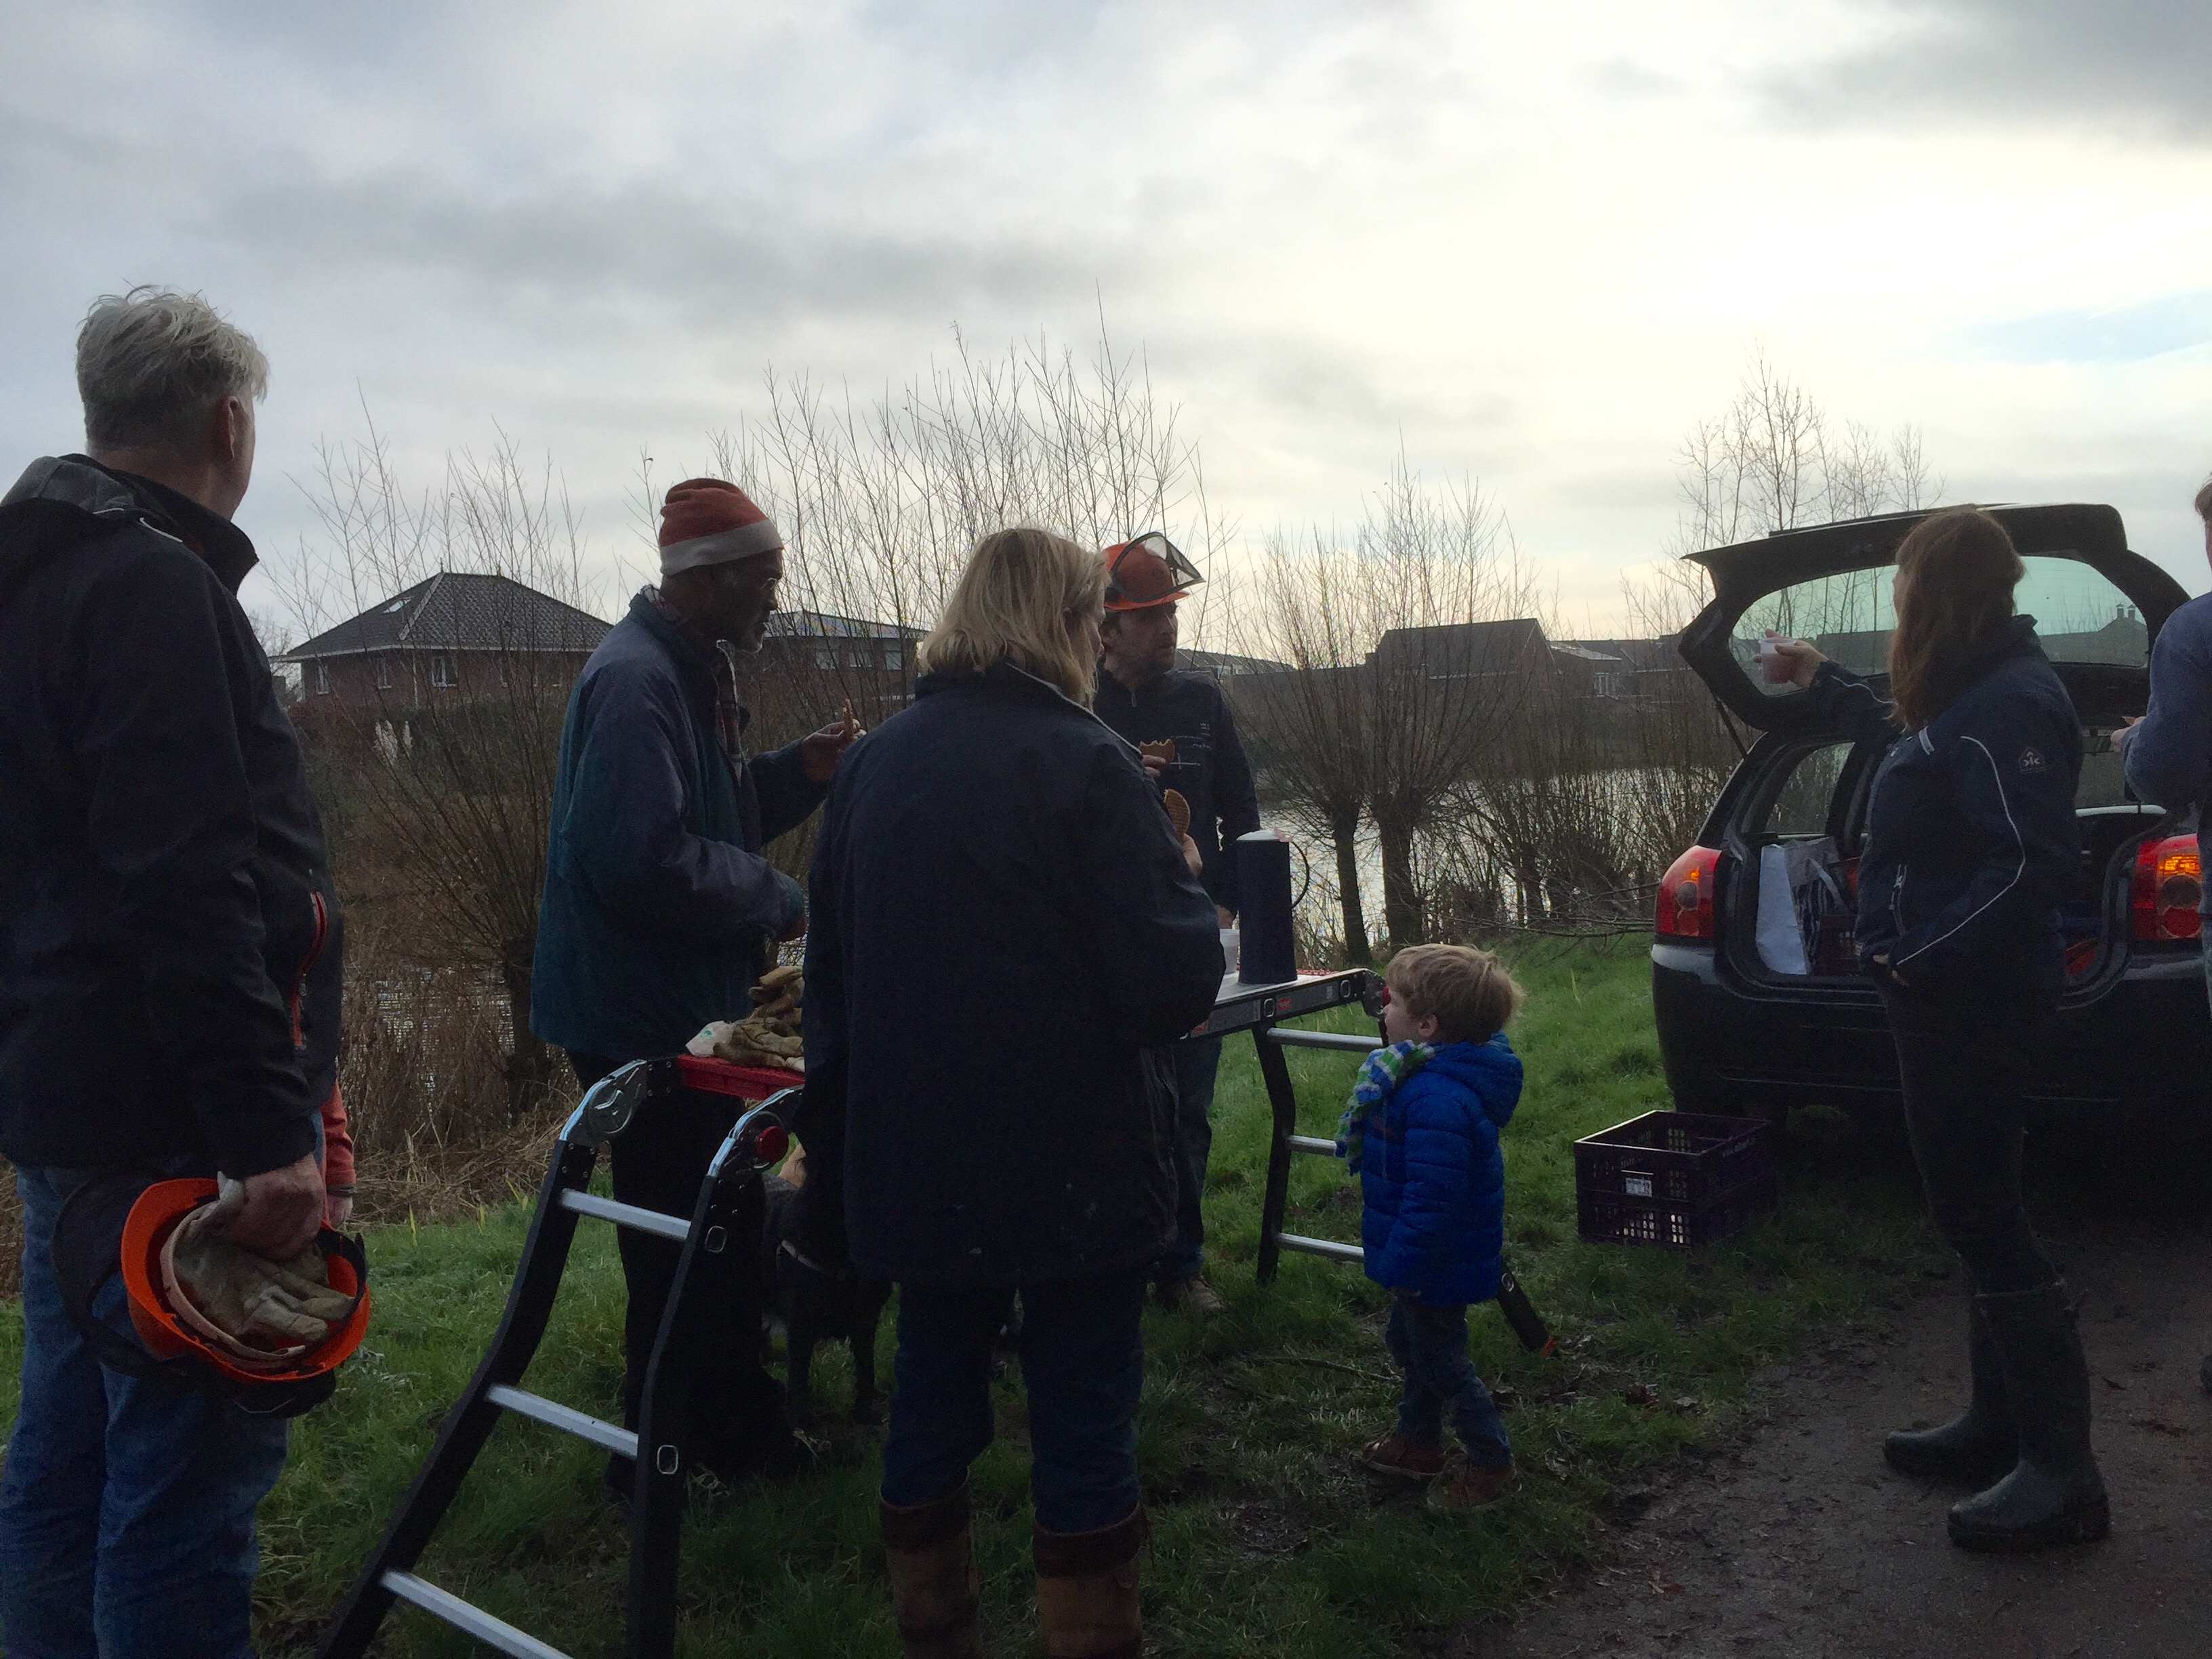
[1104,531,1204,609]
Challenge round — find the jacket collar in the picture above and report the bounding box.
[630,587,719,683]
[3,455,258,595]
[1092,664,1176,708]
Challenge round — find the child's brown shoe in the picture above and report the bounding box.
[1433,1459,1515,1511]
[1357,1433,1446,1481]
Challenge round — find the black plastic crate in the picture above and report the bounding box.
[1573,1110,1776,1248]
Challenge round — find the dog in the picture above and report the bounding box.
[760,1171,891,1426]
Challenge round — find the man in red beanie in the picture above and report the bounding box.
[532,476,858,1490]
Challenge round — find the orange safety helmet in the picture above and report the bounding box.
[58,1175,369,1416]
[1102,531,1204,611]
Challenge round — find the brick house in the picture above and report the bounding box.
[279,573,611,711]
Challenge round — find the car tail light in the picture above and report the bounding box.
[2130,834,2202,943]
[1656,846,1720,941]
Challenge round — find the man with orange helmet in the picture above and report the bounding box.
[1092,533,1261,1317]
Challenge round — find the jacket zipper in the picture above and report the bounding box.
[288,890,330,1048]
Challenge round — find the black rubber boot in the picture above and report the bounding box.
[1884,1298,2016,1482]
[1947,1282,2109,1553]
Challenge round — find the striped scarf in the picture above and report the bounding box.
[1336,1040,1432,1174]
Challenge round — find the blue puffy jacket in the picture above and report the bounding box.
[1359,1033,1523,1305]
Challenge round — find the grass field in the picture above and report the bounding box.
[0,936,1948,1656]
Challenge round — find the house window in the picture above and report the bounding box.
[847,645,872,668]
[375,655,392,690]
[886,645,904,671]
[432,654,455,688]
[815,645,836,669]
[315,661,330,696]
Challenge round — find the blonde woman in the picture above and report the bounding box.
[796,527,1221,1658]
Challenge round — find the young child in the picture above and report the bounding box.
[1338,943,1525,1509]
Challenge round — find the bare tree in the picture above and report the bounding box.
[267,424,605,1121]
[1671,346,1940,566]
[1233,457,1543,954]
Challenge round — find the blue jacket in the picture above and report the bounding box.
[800,661,1224,1287]
[1359,1033,1522,1305]
[1807,617,2081,991]
[2123,591,2212,895]
[530,593,825,1063]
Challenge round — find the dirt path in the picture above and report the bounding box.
[1454,1207,2212,1659]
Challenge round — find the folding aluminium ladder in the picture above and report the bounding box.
[316,1054,798,1659]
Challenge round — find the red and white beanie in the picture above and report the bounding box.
[658,478,783,575]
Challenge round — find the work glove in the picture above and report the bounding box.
[165,1178,356,1351]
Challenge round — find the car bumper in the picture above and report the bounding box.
[1652,940,2212,1119]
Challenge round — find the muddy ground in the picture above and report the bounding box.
[1452,1187,2212,1659]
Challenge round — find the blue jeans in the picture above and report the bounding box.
[1386,1299,1511,1468]
[1158,1038,1221,1283]
[880,1269,1147,1533]
[0,1168,291,1659]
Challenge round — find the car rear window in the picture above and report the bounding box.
[1733,554,2150,697]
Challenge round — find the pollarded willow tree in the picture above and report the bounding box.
[1231,457,1544,955]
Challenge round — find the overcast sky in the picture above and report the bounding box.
[5,0,2210,634]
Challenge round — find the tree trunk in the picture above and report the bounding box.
[1331,806,1372,965]
[500,934,556,1123]
[1376,816,1424,951]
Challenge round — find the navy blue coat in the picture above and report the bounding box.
[0,457,331,1177]
[801,662,1224,1287]
[1808,619,2081,991]
[530,594,825,1063]
[1359,1035,1523,1305]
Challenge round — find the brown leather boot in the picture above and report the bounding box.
[880,1482,983,1659]
[1033,1505,1148,1659]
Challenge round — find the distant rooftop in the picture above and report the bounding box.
[281,573,610,661]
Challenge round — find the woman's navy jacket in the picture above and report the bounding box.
[801,661,1224,1288]
[1809,618,2081,991]
[1358,1033,1523,1306]
[531,594,823,1063]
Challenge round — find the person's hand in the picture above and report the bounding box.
[221,1153,326,1258]
[324,1189,354,1229]
[2114,713,2145,747]
[1139,751,1167,780]
[1216,905,1235,929]
[1763,632,1828,689]
[1180,833,1204,878]
[1871,951,1910,987]
[798,702,864,784]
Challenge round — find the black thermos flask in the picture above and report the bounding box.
[1235,830,1296,985]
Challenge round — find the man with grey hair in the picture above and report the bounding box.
[531,476,858,1494]
[0,287,337,1657]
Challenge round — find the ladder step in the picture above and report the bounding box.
[380,1570,575,1659]
[1286,1134,1338,1155]
[485,1385,640,1458]
[560,1189,693,1242]
[1277,1231,1365,1263]
[1262,1029,1377,1052]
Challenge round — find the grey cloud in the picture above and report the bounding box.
[207,163,1123,342]
[1763,1,2212,142]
